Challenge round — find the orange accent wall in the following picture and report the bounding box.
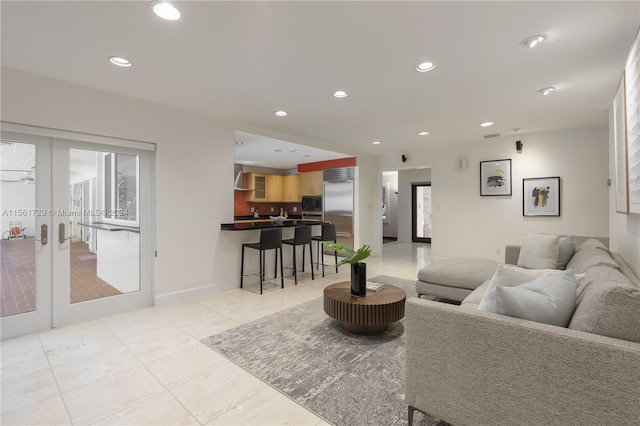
[234,191,302,217]
[297,157,357,172]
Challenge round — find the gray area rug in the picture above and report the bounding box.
[202,275,444,426]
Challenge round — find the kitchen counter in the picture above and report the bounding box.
[221,220,324,231]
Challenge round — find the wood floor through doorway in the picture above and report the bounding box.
[0,239,121,317]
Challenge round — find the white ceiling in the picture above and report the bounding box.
[1,1,638,169]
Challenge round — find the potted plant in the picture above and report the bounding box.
[323,242,371,297]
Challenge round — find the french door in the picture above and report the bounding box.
[1,128,154,339]
[412,183,432,243]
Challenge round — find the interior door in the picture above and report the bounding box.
[51,138,153,328]
[0,128,154,338]
[412,183,432,243]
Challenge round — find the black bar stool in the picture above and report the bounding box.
[282,225,314,285]
[240,228,284,294]
[311,223,338,277]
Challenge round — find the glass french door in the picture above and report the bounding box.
[412,183,432,243]
[1,129,154,339]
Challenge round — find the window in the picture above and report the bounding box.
[104,153,138,221]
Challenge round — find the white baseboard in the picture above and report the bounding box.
[154,283,223,306]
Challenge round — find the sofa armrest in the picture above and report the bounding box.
[504,245,520,265]
[405,298,640,426]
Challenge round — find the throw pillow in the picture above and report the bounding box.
[517,233,560,269]
[556,235,576,270]
[477,264,559,311]
[489,269,578,327]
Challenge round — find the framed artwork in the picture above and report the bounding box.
[624,28,640,215]
[614,72,629,214]
[480,159,512,196]
[523,177,560,217]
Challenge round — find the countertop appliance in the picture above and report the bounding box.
[323,167,354,250]
[302,195,323,221]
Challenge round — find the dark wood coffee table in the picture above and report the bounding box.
[323,282,406,335]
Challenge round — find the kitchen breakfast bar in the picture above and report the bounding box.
[220,218,335,292]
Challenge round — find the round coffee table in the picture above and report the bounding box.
[323,282,406,335]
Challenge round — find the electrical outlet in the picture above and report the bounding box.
[270,207,274,212]
[495,249,501,256]
[250,207,255,213]
[293,206,297,212]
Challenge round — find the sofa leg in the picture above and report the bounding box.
[408,405,416,426]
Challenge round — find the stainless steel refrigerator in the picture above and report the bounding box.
[323,167,354,250]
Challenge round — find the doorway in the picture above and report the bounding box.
[412,183,432,243]
[0,129,154,339]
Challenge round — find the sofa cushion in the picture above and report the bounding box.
[517,233,560,269]
[477,264,559,311]
[417,258,499,291]
[569,277,640,343]
[460,280,490,309]
[556,235,576,270]
[566,239,621,274]
[485,269,577,327]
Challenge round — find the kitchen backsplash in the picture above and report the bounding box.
[234,191,302,216]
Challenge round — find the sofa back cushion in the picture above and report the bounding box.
[566,239,621,274]
[517,233,560,269]
[568,266,640,343]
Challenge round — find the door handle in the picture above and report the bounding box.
[34,224,48,246]
[58,223,72,244]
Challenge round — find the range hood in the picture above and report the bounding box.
[234,164,254,191]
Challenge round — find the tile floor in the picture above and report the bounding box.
[0,241,431,425]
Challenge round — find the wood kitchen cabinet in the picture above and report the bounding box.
[244,173,267,202]
[266,175,284,202]
[299,171,323,196]
[283,174,301,202]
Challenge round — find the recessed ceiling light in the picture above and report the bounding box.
[372,141,381,145]
[150,1,181,20]
[274,111,287,117]
[418,131,429,136]
[235,141,243,145]
[304,154,311,157]
[333,90,348,98]
[521,35,545,48]
[275,149,282,152]
[480,121,494,127]
[537,87,555,96]
[109,56,132,67]
[415,62,435,72]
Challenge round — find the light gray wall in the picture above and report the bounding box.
[380,126,610,262]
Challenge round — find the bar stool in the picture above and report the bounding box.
[311,223,338,277]
[240,228,284,294]
[282,225,314,285]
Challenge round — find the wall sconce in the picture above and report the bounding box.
[515,140,523,153]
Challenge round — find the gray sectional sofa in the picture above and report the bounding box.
[406,238,640,426]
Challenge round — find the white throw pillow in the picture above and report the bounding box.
[478,264,559,311]
[517,233,561,269]
[489,269,577,327]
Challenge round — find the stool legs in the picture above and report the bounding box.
[279,248,284,288]
[240,245,245,289]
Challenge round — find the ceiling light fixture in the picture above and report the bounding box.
[480,121,494,127]
[274,111,288,117]
[150,1,181,20]
[109,56,132,67]
[537,87,555,96]
[418,131,429,136]
[333,90,348,98]
[372,141,381,145]
[521,35,545,48]
[415,62,435,72]
[235,141,243,145]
